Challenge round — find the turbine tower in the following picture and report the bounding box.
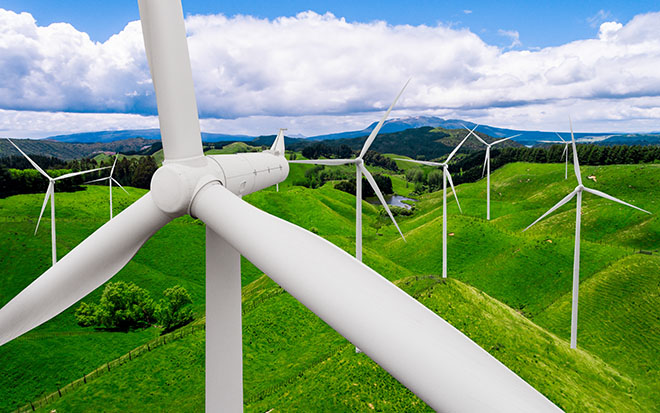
[524,120,650,349]
[464,126,520,220]
[85,156,129,219]
[290,81,409,261]
[7,139,108,265]
[0,1,561,411]
[395,130,472,278]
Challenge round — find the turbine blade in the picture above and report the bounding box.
[191,183,560,412]
[523,190,577,231]
[110,156,118,176]
[359,78,410,159]
[445,169,462,213]
[569,117,582,185]
[463,124,488,145]
[445,133,470,163]
[492,134,520,145]
[583,187,652,215]
[360,164,405,241]
[6,139,50,179]
[268,128,286,156]
[137,0,203,161]
[35,182,53,235]
[289,159,355,166]
[482,150,489,178]
[561,145,568,158]
[555,132,566,143]
[394,158,443,167]
[111,177,129,194]
[54,166,110,181]
[84,177,110,184]
[0,193,172,346]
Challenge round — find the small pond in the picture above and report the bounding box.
[366,194,417,210]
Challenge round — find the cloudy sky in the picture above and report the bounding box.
[1,0,659,138]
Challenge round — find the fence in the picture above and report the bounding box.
[13,322,205,413]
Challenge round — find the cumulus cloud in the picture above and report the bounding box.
[497,29,522,49]
[1,8,660,136]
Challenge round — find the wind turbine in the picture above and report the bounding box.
[290,80,409,261]
[539,133,570,180]
[395,131,472,278]
[464,126,520,220]
[524,120,650,349]
[7,139,108,266]
[0,1,561,411]
[85,156,129,219]
[274,128,286,192]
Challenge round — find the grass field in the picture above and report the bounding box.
[0,161,658,411]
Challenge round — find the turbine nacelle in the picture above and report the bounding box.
[151,152,289,216]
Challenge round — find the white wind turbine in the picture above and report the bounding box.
[539,133,570,180]
[85,156,129,219]
[7,139,108,266]
[524,120,651,349]
[274,128,286,192]
[289,81,409,261]
[464,126,520,220]
[395,131,472,278]
[0,1,561,411]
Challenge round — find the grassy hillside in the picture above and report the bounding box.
[0,161,658,411]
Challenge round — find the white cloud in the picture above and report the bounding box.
[463,10,472,15]
[497,29,522,49]
[1,8,660,137]
[587,10,612,28]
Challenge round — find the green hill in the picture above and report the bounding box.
[0,162,658,411]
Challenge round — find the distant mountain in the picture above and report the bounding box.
[46,129,252,144]
[309,116,660,147]
[0,138,158,161]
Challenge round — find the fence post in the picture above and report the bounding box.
[148,343,151,351]
[83,374,86,384]
[108,362,111,372]
[30,402,35,411]
[129,351,132,361]
[58,387,62,397]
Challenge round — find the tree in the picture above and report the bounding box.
[405,168,424,183]
[156,285,194,332]
[427,170,443,191]
[75,281,156,331]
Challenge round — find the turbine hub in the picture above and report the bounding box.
[150,159,222,216]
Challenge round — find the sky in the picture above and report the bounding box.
[1,0,660,138]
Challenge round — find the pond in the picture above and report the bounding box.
[366,194,417,210]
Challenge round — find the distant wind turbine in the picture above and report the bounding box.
[465,126,520,220]
[523,120,651,349]
[290,80,410,261]
[539,133,570,180]
[395,130,472,278]
[7,139,108,266]
[85,156,129,219]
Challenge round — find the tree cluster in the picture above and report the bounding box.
[334,174,393,198]
[0,155,158,198]
[75,281,194,333]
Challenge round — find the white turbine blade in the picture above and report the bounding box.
[583,187,652,215]
[394,158,443,167]
[289,159,355,166]
[137,0,203,162]
[35,182,53,235]
[463,124,487,146]
[561,145,568,158]
[569,118,582,185]
[360,164,405,241]
[482,150,489,178]
[445,169,462,213]
[445,133,471,163]
[54,166,110,181]
[111,177,129,195]
[555,132,567,143]
[191,183,560,412]
[0,193,172,346]
[110,156,118,176]
[268,128,286,156]
[359,78,410,159]
[85,177,110,184]
[523,190,577,232]
[492,134,521,146]
[6,139,50,179]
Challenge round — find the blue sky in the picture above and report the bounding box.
[4,0,656,47]
[1,1,660,137]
